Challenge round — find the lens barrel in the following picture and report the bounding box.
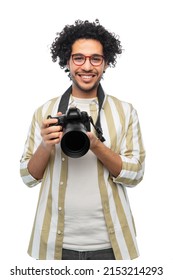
[61,122,90,158]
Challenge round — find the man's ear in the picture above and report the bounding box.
[65,61,70,72]
[103,63,109,73]
[67,60,70,68]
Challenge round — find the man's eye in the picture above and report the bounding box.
[74,56,83,61]
[92,56,102,62]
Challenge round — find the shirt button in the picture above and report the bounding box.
[58,207,62,211]
[62,157,65,161]
[57,230,61,235]
[60,181,63,186]
[109,228,115,234]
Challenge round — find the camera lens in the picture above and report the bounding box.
[61,123,90,158]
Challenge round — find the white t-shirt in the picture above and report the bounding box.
[63,97,111,251]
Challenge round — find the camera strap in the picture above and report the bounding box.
[57,84,105,142]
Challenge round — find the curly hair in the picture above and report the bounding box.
[50,19,122,71]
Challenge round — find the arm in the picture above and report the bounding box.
[87,133,122,177]
[27,116,63,180]
[88,107,145,187]
[20,111,63,186]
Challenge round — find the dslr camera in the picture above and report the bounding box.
[47,107,91,158]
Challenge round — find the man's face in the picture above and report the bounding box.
[67,39,107,95]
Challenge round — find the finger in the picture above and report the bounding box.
[57,111,63,116]
[42,118,58,128]
[44,130,63,141]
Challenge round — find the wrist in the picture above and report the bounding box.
[90,137,101,151]
[41,141,53,153]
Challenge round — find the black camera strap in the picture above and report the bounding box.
[57,84,105,142]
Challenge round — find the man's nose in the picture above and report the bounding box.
[82,57,93,70]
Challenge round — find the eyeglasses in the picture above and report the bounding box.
[71,53,105,66]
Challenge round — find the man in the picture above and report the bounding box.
[20,19,145,260]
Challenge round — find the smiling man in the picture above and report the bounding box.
[20,19,145,260]
[68,39,106,96]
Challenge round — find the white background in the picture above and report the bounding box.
[0,0,173,279]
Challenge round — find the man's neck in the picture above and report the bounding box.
[71,84,98,99]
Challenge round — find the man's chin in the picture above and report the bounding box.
[73,81,99,93]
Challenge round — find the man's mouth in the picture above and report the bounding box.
[77,73,97,81]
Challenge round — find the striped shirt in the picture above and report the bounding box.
[20,88,145,260]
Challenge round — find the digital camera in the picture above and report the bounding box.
[47,107,91,158]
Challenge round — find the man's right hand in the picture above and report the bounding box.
[41,112,63,151]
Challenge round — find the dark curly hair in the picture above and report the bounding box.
[50,19,122,72]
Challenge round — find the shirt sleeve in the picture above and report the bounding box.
[113,107,145,187]
[20,111,42,187]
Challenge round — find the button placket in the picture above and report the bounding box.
[54,153,68,259]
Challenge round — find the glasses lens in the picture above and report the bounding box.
[72,54,85,65]
[72,54,104,66]
[91,55,103,66]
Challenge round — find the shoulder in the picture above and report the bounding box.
[33,96,62,126]
[105,94,134,117]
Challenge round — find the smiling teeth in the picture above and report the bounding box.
[82,76,93,79]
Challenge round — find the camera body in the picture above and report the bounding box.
[47,107,91,158]
[48,107,91,131]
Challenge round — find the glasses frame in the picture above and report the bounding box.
[71,53,105,67]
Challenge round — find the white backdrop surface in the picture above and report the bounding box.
[0,0,172,279]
